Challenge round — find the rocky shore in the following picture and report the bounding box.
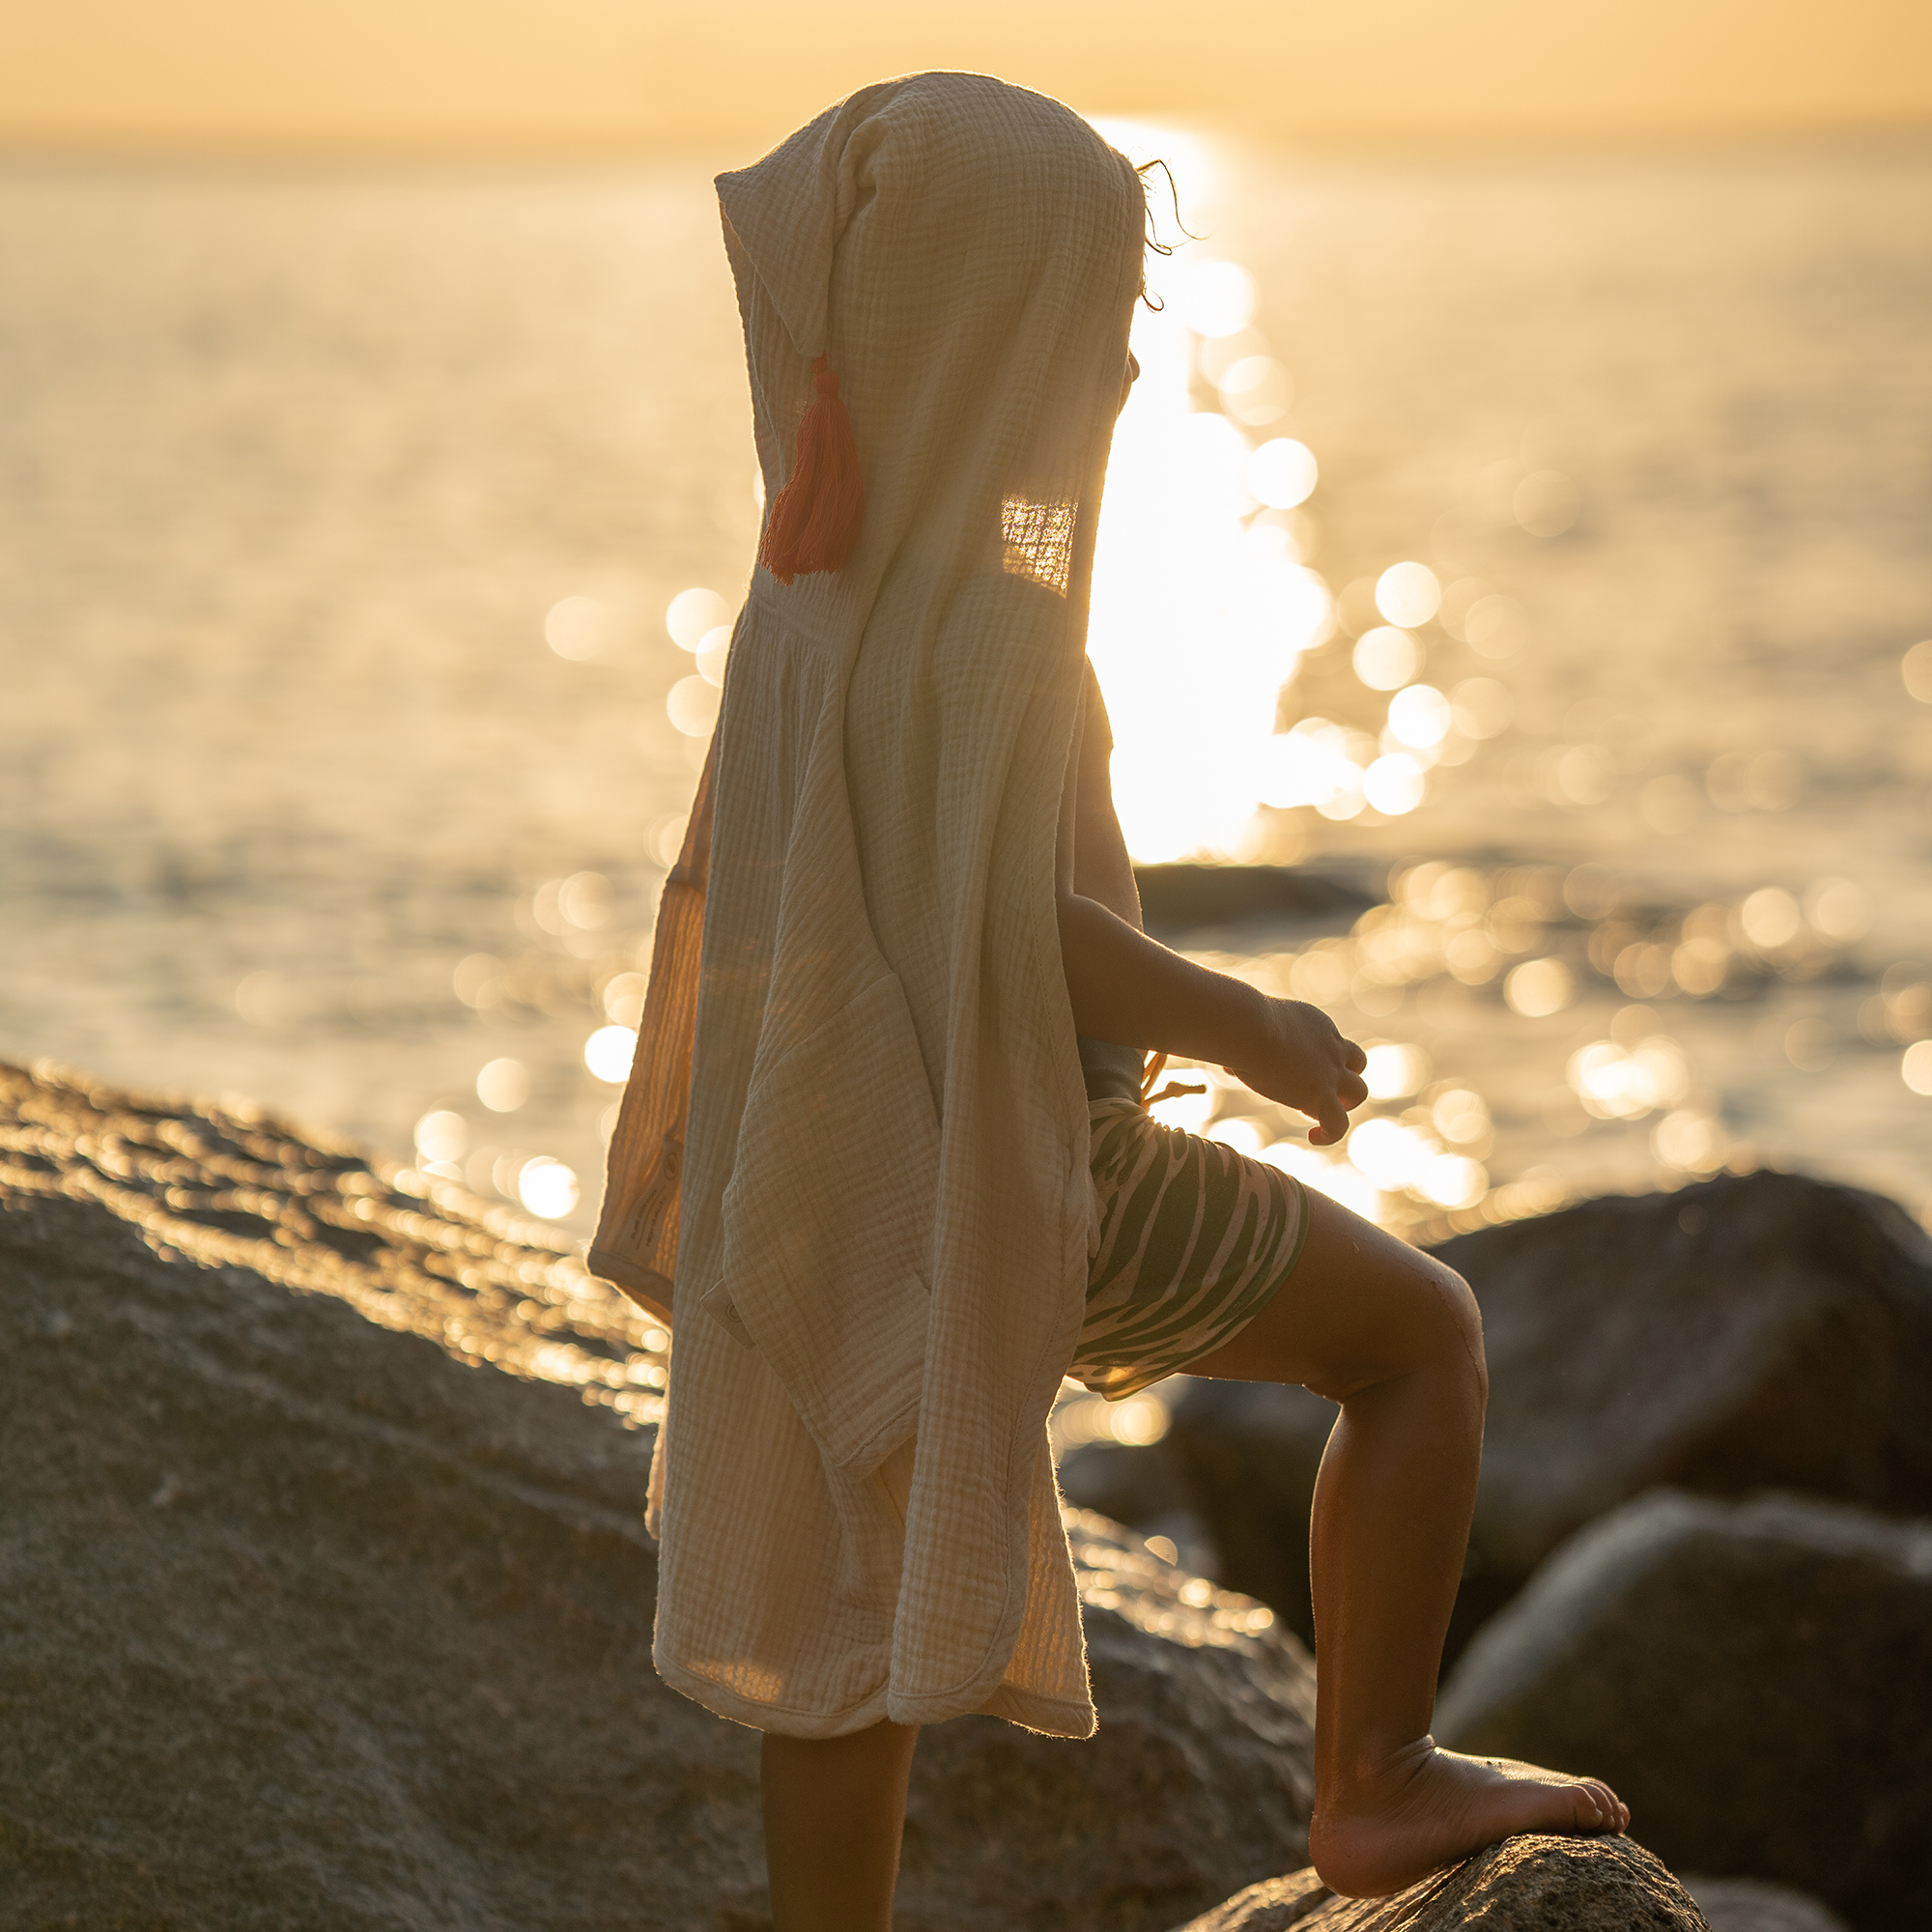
[3,1060,1313,1931]
[5,1056,1916,1929]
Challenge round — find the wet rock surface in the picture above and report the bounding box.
[1,1060,1315,1932]
[1436,1490,1932,1929]
[1169,1833,1705,1930]
[1160,1170,1932,1662]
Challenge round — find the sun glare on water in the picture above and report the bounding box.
[1086,127,1336,864]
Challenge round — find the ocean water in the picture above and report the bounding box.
[4,131,1930,1260]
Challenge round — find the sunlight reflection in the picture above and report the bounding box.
[476,1057,529,1113]
[544,594,609,661]
[517,1155,580,1219]
[1167,259,1258,338]
[1904,640,1932,703]
[696,624,732,686]
[1376,561,1441,629]
[1248,438,1319,508]
[666,587,729,650]
[1363,753,1425,815]
[1353,626,1420,691]
[1091,293,1335,857]
[583,1025,638,1083]
[667,674,721,737]
[1386,685,1451,750]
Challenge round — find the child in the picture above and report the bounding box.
[592,71,1627,1931]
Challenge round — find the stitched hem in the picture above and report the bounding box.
[653,1646,893,1739]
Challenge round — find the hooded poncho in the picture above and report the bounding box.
[591,71,1146,1739]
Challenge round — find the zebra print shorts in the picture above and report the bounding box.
[1067,1096,1312,1402]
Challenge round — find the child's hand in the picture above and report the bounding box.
[1224,999,1369,1147]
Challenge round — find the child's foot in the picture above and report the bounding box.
[1308,1738,1630,1900]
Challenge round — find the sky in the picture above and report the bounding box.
[5,0,1930,152]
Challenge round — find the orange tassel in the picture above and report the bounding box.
[759,355,864,585]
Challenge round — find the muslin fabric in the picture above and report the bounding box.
[590,73,1145,1738]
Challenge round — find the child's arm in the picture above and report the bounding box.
[1056,664,1368,1146]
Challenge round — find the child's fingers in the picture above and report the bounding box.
[1338,1069,1369,1112]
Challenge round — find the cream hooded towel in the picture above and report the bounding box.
[591,72,1146,1738]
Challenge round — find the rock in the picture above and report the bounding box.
[1133,864,1376,938]
[1161,1171,1932,1662]
[1157,1379,1343,1658]
[908,1513,1315,1932]
[1681,1876,1850,1932]
[0,1060,1316,1931]
[1169,1833,1705,1930]
[1435,1490,1932,1928]
[1170,1867,1332,1930]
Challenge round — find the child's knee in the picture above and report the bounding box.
[1428,1262,1488,1401]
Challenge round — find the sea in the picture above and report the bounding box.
[5,128,1930,1299]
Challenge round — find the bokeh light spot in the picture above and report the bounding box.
[1375,561,1441,629]
[1463,595,1529,659]
[666,587,729,650]
[1352,627,1420,691]
[602,971,647,1026]
[1363,753,1425,815]
[413,1110,468,1165]
[1363,1041,1430,1099]
[1248,438,1319,508]
[1420,1153,1488,1209]
[1741,887,1802,951]
[517,1156,580,1219]
[1653,1110,1728,1172]
[1513,469,1580,537]
[559,871,611,929]
[1170,259,1258,338]
[1505,958,1572,1018]
[544,595,609,661]
[1386,684,1452,750]
[667,674,722,737]
[696,625,732,687]
[476,1058,529,1113]
[584,1024,639,1084]
[1804,877,1869,941]
[1112,1396,1172,1446]
[1900,640,1932,702]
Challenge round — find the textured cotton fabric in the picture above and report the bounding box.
[591,73,1145,1738]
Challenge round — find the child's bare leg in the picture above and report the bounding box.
[1187,1191,1629,1899]
[761,1719,920,1932]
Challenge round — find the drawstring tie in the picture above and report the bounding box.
[1139,1050,1207,1108]
[758,355,864,585]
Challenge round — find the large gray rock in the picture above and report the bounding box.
[1161,1171,1932,1662]
[907,1513,1315,1932]
[1170,1833,1706,1930]
[0,1060,1315,1931]
[1682,1876,1850,1932]
[1436,1490,1932,1928]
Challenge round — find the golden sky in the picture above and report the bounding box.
[6,0,1930,151]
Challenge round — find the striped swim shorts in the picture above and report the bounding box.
[1067,1089,1313,1403]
